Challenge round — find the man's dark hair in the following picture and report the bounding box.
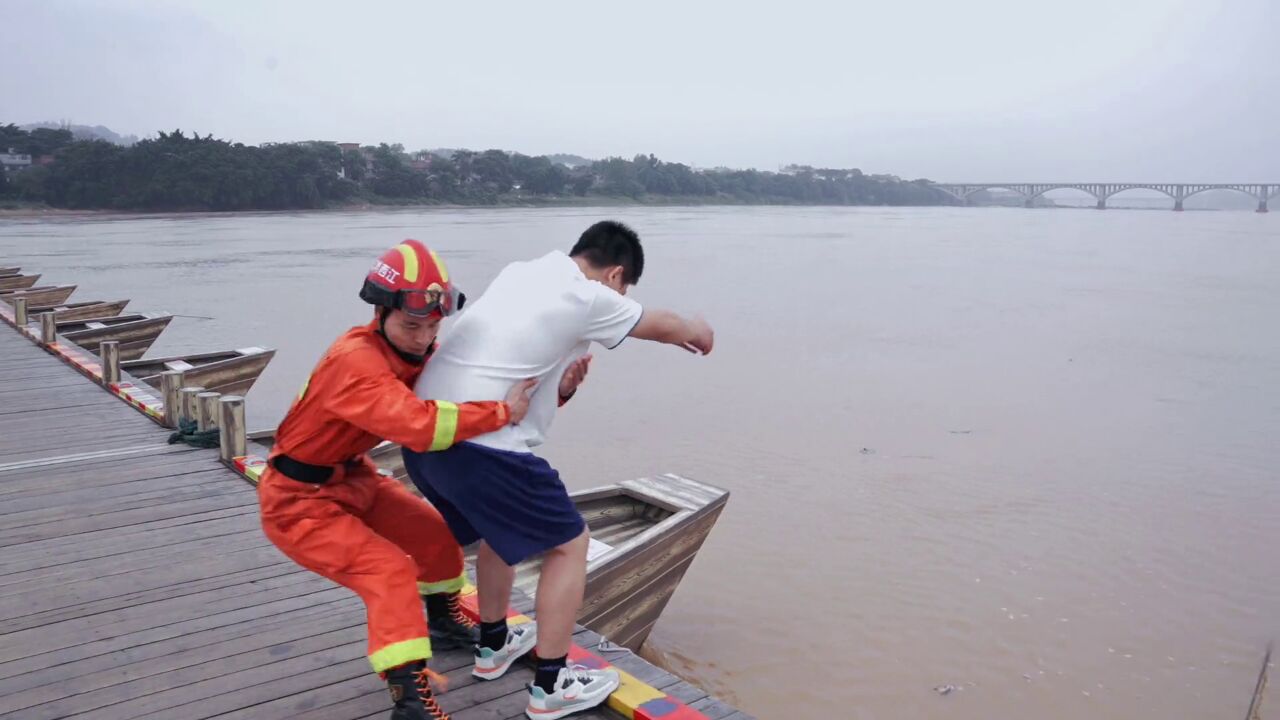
[570,220,644,285]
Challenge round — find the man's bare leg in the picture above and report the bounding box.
[533,528,589,658]
[477,540,515,623]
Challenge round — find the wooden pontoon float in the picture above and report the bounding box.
[27,299,130,322]
[0,285,77,307]
[123,346,276,396]
[0,273,40,291]
[58,312,174,361]
[247,433,728,651]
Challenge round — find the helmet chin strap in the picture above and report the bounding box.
[376,308,435,365]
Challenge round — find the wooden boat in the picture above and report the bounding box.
[123,347,276,396]
[245,432,727,651]
[27,299,130,322]
[505,475,728,650]
[0,274,40,291]
[60,313,173,361]
[0,285,77,307]
[0,267,19,276]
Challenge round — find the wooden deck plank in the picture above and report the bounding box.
[0,505,259,559]
[0,602,366,716]
[0,561,302,637]
[0,451,218,497]
[0,484,258,546]
[0,464,237,517]
[689,697,743,719]
[25,627,370,719]
[1,513,264,571]
[661,680,710,706]
[0,575,338,678]
[0,529,271,593]
[0,545,291,624]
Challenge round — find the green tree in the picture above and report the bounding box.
[45,139,123,208]
[472,149,513,194]
[368,144,422,199]
[0,124,26,152]
[11,165,50,201]
[24,127,75,156]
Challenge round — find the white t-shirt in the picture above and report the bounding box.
[415,250,643,453]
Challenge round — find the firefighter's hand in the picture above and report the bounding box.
[504,378,537,425]
[558,354,592,399]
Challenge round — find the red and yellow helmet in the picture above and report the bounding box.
[359,240,465,318]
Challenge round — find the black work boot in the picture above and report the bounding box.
[384,661,449,720]
[424,591,480,651]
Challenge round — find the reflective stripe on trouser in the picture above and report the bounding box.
[418,573,467,595]
[258,465,466,673]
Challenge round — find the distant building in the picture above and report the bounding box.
[1,149,32,174]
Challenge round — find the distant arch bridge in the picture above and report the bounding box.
[931,183,1279,211]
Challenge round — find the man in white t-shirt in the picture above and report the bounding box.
[403,220,714,719]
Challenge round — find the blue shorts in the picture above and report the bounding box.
[402,442,585,566]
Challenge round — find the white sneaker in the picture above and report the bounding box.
[525,665,621,719]
[472,621,537,680]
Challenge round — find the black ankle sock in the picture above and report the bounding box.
[533,654,567,693]
[479,619,508,651]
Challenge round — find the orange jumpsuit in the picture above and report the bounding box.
[258,320,509,673]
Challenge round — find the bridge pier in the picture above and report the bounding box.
[1024,198,1036,209]
[1096,199,1106,210]
[1258,199,1269,213]
[1174,199,1184,211]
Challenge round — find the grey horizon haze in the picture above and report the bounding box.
[5,0,1278,181]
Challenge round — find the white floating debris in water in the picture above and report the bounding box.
[934,684,959,696]
[1001,607,1008,612]
[1008,614,1016,620]
[1022,674,1033,681]
[1059,618,1070,622]
[1108,648,1115,653]
[1124,654,1133,659]
[1082,690,1091,697]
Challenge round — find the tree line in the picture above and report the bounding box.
[1,124,947,211]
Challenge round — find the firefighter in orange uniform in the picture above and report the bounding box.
[257,240,534,720]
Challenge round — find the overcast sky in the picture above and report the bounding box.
[6,0,1277,181]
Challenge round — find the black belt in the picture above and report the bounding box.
[270,454,363,484]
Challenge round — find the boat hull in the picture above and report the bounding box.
[0,274,40,291]
[31,300,131,322]
[124,347,276,396]
[1,286,77,307]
